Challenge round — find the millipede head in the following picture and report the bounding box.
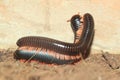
[70,14,82,33]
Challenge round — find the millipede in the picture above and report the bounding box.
[14,13,94,65]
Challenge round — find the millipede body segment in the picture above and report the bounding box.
[14,13,94,65]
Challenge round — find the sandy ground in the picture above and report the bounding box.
[0,49,120,80]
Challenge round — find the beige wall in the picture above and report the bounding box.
[0,0,120,53]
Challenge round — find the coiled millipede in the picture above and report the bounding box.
[14,13,94,65]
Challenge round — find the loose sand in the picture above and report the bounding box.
[0,49,120,80]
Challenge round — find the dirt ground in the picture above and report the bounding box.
[0,49,120,80]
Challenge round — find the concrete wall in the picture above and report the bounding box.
[0,0,120,54]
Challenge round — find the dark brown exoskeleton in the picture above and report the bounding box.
[14,13,94,65]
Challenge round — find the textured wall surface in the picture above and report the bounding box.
[0,0,120,54]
